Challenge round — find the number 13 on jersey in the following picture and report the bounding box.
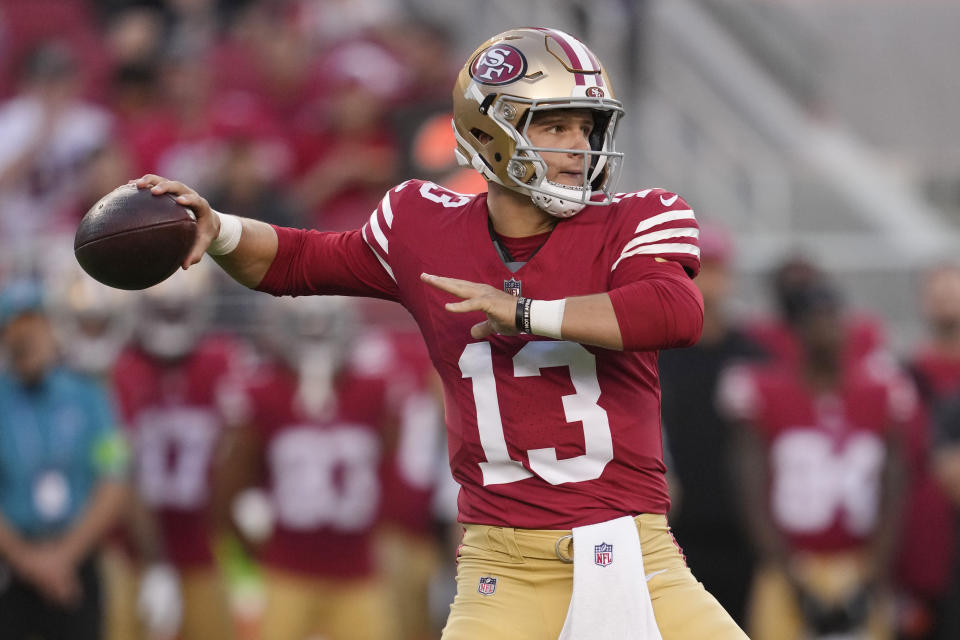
[459,340,614,486]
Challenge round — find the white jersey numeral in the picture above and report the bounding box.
[419,182,472,208]
[269,427,380,532]
[770,430,885,535]
[137,408,219,509]
[459,341,613,486]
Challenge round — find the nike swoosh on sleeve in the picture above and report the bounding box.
[660,194,678,207]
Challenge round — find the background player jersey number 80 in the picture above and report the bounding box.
[459,341,614,486]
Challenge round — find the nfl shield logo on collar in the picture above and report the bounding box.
[504,278,522,297]
[594,542,613,567]
[478,576,497,595]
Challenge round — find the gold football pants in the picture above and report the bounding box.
[747,552,894,640]
[260,569,391,640]
[101,550,233,640]
[441,513,748,639]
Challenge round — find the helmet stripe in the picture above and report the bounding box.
[538,28,585,85]
[537,28,603,87]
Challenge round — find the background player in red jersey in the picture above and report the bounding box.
[374,330,452,640]
[721,283,911,639]
[133,26,747,639]
[214,295,397,640]
[896,263,960,638]
[112,264,241,640]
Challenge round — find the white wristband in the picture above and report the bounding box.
[206,211,242,255]
[529,299,566,339]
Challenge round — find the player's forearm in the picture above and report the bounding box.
[521,275,702,351]
[559,293,623,350]
[57,480,129,565]
[209,217,279,289]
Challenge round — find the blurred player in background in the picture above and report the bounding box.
[722,282,910,639]
[928,389,960,640]
[137,26,749,639]
[0,279,130,640]
[215,295,396,640]
[658,224,765,626]
[748,255,886,368]
[46,260,135,379]
[896,263,960,639]
[376,330,450,640]
[112,263,242,640]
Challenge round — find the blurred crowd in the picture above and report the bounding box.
[2,1,960,640]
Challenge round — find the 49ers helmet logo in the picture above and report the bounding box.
[470,44,527,86]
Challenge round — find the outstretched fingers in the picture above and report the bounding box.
[420,273,484,299]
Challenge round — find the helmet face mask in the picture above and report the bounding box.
[452,28,625,218]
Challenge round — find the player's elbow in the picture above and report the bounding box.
[671,283,704,348]
[611,276,704,351]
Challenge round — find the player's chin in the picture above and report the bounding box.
[551,173,584,186]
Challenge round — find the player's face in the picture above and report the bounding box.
[526,109,594,187]
[799,307,844,360]
[921,267,960,334]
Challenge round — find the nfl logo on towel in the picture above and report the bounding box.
[503,278,522,297]
[478,576,497,596]
[594,542,614,567]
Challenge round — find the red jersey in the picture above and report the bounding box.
[719,358,913,552]
[113,337,241,568]
[377,329,447,536]
[243,359,391,578]
[258,180,701,529]
[895,348,960,597]
[746,313,885,368]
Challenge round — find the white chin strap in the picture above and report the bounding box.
[530,180,589,218]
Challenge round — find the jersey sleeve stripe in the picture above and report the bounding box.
[380,192,395,228]
[368,208,389,253]
[611,243,701,272]
[361,223,397,282]
[621,227,699,255]
[633,210,696,234]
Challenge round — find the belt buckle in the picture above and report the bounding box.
[555,533,573,563]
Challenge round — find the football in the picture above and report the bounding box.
[74,184,197,290]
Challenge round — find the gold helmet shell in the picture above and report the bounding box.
[452,27,624,217]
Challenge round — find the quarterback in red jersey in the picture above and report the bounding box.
[721,284,910,640]
[112,267,240,640]
[134,26,746,640]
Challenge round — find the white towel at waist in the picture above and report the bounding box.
[558,515,663,640]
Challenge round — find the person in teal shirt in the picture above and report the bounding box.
[0,279,130,640]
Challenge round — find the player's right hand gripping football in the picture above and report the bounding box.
[134,175,218,269]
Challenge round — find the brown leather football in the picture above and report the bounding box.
[74,184,197,290]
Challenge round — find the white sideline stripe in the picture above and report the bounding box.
[621,227,699,255]
[611,243,701,272]
[633,210,695,234]
[380,193,394,228]
[368,208,388,253]
[361,224,396,282]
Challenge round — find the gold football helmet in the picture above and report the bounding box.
[452,27,624,217]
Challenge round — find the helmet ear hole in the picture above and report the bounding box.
[470,128,494,145]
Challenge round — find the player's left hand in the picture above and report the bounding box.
[421,273,519,339]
